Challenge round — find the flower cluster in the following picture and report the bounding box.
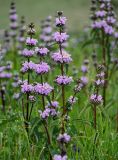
[53,32,69,43]
[0,62,12,79]
[21,61,35,73]
[53,154,67,160]
[26,37,38,46]
[51,50,72,63]
[40,16,53,46]
[90,94,102,105]
[9,1,18,38]
[21,81,34,93]
[57,133,71,143]
[17,16,26,53]
[68,96,78,105]
[91,0,116,36]
[34,62,50,75]
[79,59,89,86]
[34,83,53,95]
[55,75,73,85]
[38,101,59,119]
[95,65,105,87]
[35,47,49,56]
[22,48,35,57]
[55,16,67,26]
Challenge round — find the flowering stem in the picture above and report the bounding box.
[40,72,52,159]
[13,38,17,69]
[21,74,25,119]
[102,29,106,107]
[59,42,66,134]
[93,104,96,129]
[25,57,30,133]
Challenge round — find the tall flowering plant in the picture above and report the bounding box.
[90,0,118,107]
[20,23,38,133]
[9,1,18,69]
[51,11,77,160]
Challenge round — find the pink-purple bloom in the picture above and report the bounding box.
[21,81,34,93]
[95,10,106,17]
[55,75,73,85]
[21,61,36,73]
[53,32,69,43]
[26,37,38,46]
[80,76,88,85]
[55,17,67,26]
[52,51,72,63]
[48,101,59,108]
[34,83,53,95]
[22,48,35,57]
[68,96,78,105]
[53,155,67,160]
[35,47,49,56]
[57,133,71,143]
[34,62,50,74]
[81,65,88,73]
[9,14,18,21]
[39,108,51,119]
[104,25,114,35]
[0,72,12,79]
[90,94,102,105]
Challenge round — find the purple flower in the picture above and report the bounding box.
[57,133,71,143]
[0,73,12,79]
[35,47,49,56]
[55,75,73,85]
[0,66,5,73]
[75,83,84,92]
[95,10,106,18]
[48,101,59,108]
[38,108,51,119]
[80,76,88,85]
[53,155,67,160]
[18,37,25,43]
[26,37,38,46]
[10,22,18,29]
[9,14,18,21]
[50,108,58,116]
[81,65,88,73]
[114,32,118,39]
[107,16,116,24]
[43,26,52,34]
[92,20,107,29]
[40,34,52,42]
[104,25,114,35]
[95,79,104,86]
[68,96,78,105]
[34,62,50,74]
[21,82,34,93]
[55,17,67,26]
[53,32,69,43]
[22,48,35,57]
[34,83,53,95]
[21,61,36,73]
[29,95,36,102]
[52,51,72,63]
[90,94,102,105]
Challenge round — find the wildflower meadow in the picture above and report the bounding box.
[0,0,118,159]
